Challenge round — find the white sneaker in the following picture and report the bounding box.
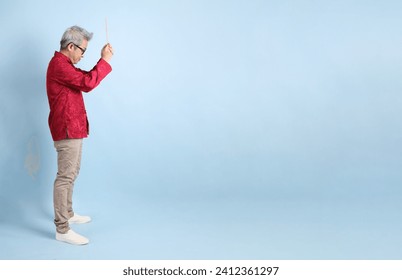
[56,230,89,245]
[69,214,91,224]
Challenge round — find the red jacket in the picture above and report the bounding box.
[46,52,112,141]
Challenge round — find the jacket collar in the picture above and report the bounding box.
[54,51,72,64]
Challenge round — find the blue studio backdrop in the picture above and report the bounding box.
[1,0,402,259]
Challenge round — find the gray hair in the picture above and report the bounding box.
[60,25,93,50]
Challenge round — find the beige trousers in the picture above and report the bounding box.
[53,139,83,234]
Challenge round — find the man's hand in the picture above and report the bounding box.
[101,43,114,63]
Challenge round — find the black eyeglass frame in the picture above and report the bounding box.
[71,43,86,55]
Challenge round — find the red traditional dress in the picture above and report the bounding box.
[46,51,112,141]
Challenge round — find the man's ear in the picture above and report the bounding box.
[67,43,74,51]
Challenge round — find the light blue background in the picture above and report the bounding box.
[1,0,402,259]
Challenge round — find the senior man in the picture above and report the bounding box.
[46,25,113,245]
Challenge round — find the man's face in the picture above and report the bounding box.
[69,39,88,64]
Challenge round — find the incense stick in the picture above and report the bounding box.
[105,17,109,43]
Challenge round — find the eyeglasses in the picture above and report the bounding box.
[72,43,86,55]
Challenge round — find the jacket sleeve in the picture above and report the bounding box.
[53,58,112,93]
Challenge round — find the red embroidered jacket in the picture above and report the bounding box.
[46,52,112,141]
